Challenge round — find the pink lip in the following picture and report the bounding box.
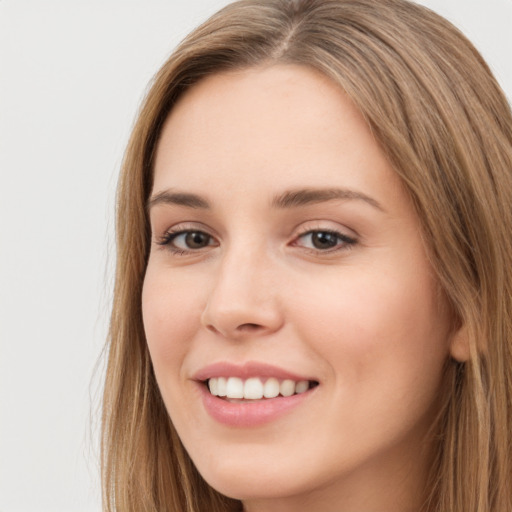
[193,361,318,428]
[193,361,314,381]
[197,383,316,427]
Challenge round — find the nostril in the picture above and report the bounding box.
[206,324,221,334]
[238,323,263,331]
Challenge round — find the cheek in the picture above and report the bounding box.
[292,265,451,411]
[141,265,202,373]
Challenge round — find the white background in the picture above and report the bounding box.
[0,1,510,511]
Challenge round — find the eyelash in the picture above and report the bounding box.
[292,229,357,253]
[156,229,217,256]
[156,226,357,256]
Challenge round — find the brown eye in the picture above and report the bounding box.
[158,229,216,253]
[184,231,211,249]
[295,230,357,252]
[310,232,339,249]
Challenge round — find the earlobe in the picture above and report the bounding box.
[449,326,470,362]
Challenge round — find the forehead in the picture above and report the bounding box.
[152,64,400,206]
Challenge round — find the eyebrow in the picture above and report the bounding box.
[271,188,384,211]
[147,190,210,210]
[147,187,384,212]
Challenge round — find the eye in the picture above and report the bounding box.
[294,230,357,252]
[157,229,217,254]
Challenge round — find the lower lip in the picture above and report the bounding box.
[198,383,316,427]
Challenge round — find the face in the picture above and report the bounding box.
[143,65,458,512]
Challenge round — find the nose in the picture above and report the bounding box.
[200,248,284,340]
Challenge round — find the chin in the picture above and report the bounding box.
[191,448,326,502]
[203,472,300,502]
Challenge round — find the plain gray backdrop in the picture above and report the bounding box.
[1,1,510,511]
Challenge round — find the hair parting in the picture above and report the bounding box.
[102,1,512,511]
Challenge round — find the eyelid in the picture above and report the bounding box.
[153,221,358,256]
[154,221,217,241]
[154,222,219,255]
[290,223,358,254]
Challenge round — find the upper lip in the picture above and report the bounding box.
[193,361,317,382]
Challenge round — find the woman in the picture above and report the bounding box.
[101,1,512,511]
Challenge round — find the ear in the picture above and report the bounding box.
[449,326,470,362]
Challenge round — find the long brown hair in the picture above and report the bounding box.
[101,1,512,510]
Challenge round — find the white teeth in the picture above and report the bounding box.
[208,378,218,395]
[207,377,313,399]
[280,379,295,397]
[295,380,309,394]
[226,377,244,398]
[217,377,227,397]
[263,377,280,398]
[244,378,263,399]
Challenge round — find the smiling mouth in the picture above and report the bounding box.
[206,377,319,401]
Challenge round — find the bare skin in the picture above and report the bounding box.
[143,64,463,512]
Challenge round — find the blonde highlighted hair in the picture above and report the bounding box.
[101,1,512,510]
